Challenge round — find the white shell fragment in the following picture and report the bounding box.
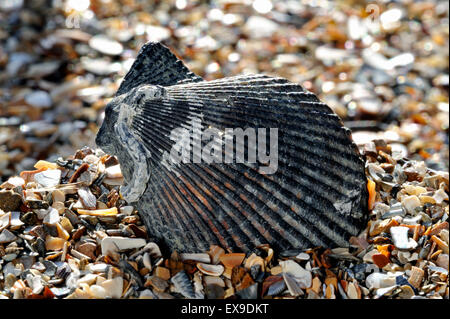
[0,213,11,231]
[34,169,61,188]
[197,263,224,277]
[280,260,312,289]
[105,164,123,179]
[43,207,60,225]
[365,272,398,290]
[390,226,418,250]
[434,189,449,204]
[180,253,211,263]
[100,277,123,299]
[0,229,18,244]
[402,195,421,214]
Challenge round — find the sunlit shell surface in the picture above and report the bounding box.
[96,42,369,253]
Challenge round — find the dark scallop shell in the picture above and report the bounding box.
[96,42,369,253]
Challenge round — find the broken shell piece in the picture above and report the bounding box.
[282,272,304,297]
[77,207,118,216]
[180,253,211,263]
[170,271,197,299]
[367,179,376,210]
[45,235,66,251]
[197,263,224,277]
[244,253,265,271]
[436,254,449,269]
[0,213,11,231]
[0,229,17,244]
[401,195,421,214]
[34,169,61,188]
[365,272,398,289]
[34,160,58,170]
[398,285,415,299]
[105,165,123,179]
[43,208,60,225]
[100,277,123,299]
[408,266,424,289]
[280,260,312,289]
[208,245,225,265]
[0,190,22,212]
[220,253,245,269]
[295,252,310,261]
[78,187,97,209]
[155,266,171,280]
[267,279,286,296]
[119,206,134,215]
[0,177,25,189]
[434,189,449,205]
[19,168,46,184]
[431,235,449,254]
[203,276,225,287]
[390,226,418,250]
[375,285,398,298]
[89,285,107,299]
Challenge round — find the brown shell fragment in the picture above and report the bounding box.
[408,266,424,289]
[220,253,246,269]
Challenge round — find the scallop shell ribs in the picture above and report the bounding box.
[96,41,369,253]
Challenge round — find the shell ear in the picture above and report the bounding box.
[116,42,203,96]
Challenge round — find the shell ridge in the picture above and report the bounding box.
[116,42,203,96]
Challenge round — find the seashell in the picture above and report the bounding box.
[77,207,118,216]
[145,275,169,292]
[220,253,246,269]
[180,253,211,263]
[0,229,17,244]
[282,272,303,297]
[77,187,97,209]
[267,279,286,296]
[95,41,369,253]
[365,272,398,290]
[0,213,11,231]
[280,260,312,289]
[100,277,123,299]
[197,263,224,277]
[1,176,25,189]
[34,169,61,188]
[208,245,225,264]
[45,235,66,251]
[43,208,60,225]
[244,253,265,271]
[401,195,421,214]
[170,270,197,299]
[390,226,418,250]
